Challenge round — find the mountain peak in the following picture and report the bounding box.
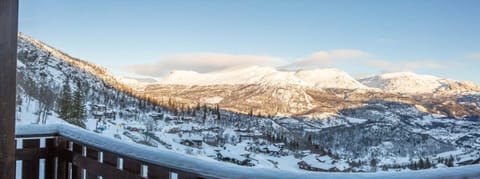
[158,66,369,89]
[378,71,439,80]
[293,68,369,89]
[359,72,480,94]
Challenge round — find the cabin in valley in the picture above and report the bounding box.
[180,136,203,149]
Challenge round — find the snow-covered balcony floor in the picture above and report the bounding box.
[15,124,480,179]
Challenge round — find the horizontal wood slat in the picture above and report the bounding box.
[15,136,205,179]
[15,148,55,160]
[71,150,143,179]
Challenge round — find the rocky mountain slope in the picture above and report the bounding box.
[359,72,479,94]
[141,68,480,119]
[16,33,160,125]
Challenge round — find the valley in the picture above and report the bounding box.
[15,33,480,173]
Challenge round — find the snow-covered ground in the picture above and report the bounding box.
[15,123,480,179]
[14,97,480,176]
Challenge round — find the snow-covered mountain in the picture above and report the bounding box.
[159,66,370,90]
[359,72,480,94]
[116,76,157,91]
[143,68,480,118]
[15,34,480,174]
[156,65,480,95]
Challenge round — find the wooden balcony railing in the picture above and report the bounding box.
[15,125,206,179]
[14,124,480,179]
[16,136,201,179]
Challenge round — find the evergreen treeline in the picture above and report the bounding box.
[406,155,455,170]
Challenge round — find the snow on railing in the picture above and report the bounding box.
[16,124,480,179]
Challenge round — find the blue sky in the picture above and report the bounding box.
[19,0,480,83]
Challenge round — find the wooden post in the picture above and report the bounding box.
[0,0,18,178]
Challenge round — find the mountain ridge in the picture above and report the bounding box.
[18,33,480,119]
[15,33,480,172]
[359,72,479,94]
[159,66,371,90]
[149,65,479,94]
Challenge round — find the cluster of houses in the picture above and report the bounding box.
[291,149,312,158]
[90,107,347,170]
[245,142,289,157]
[88,106,355,170]
[166,125,226,147]
[214,149,256,167]
[177,127,228,148]
[91,104,144,121]
[91,104,116,120]
[297,155,349,172]
[235,128,263,142]
[180,135,203,149]
[152,113,195,124]
[203,133,223,146]
[297,160,333,172]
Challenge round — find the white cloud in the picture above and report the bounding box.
[125,49,447,77]
[287,49,370,69]
[124,53,287,76]
[287,49,444,73]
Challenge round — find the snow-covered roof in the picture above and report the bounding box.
[218,151,248,161]
[300,150,311,154]
[92,111,105,116]
[266,145,280,152]
[302,155,349,171]
[183,135,203,141]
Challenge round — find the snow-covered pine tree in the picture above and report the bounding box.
[370,158,377,172]
[418,158,425,169]
[58,78,73,120]
[58,78,86,128]
[72,81,86,128]
[425,158,431,169]
[446,155,454,167]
